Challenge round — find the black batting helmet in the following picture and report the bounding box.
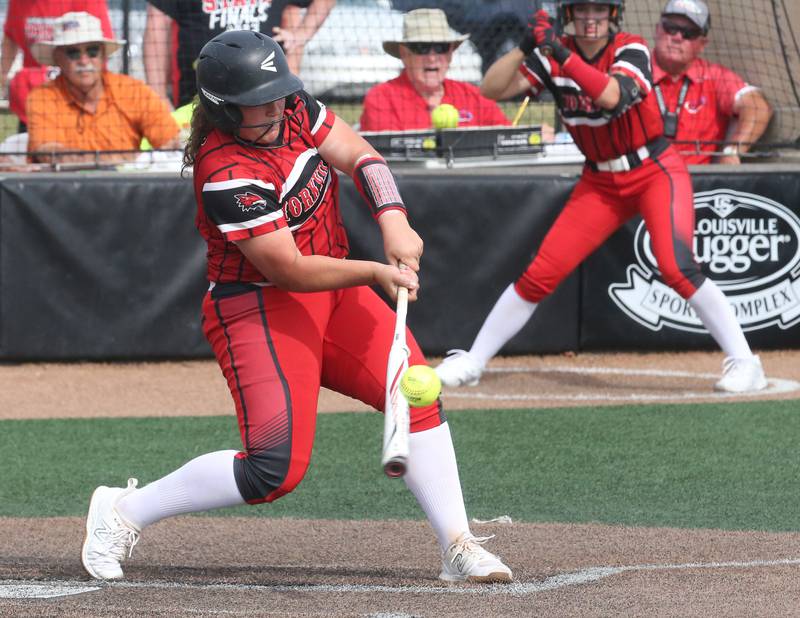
[558,0,625,28]
[196,30,303,135]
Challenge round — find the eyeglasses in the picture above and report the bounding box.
[660,19,703,40]
[63,44,102,60]
[404,42,452,55]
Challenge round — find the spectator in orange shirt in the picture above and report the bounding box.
[27,12,181,166]
[360,9,511,132]
[0,0,114,130]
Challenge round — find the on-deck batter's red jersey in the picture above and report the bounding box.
[193,91,348,284]
[520,32,664,162]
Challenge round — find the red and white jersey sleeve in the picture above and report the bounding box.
[520,32,665,162]
[200,174,284,242]
[193,91,347,285]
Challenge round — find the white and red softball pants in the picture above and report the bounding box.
[515,145,706,302]
[202,283,443,505]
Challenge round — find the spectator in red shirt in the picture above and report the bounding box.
[0,0,114,129]
[359,8,510,132]
[652,0,772,165]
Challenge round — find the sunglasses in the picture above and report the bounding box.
[660,19,703,40]
[63,44,102,60]
[404,42,452,55]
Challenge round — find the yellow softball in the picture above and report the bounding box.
[399,365,442,407]
[431,103,459,129]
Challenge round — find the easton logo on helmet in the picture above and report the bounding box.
[260,51,277,72]
[609,189,800,333]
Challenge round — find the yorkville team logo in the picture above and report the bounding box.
[234,191,268,212]
[609,189,800,333]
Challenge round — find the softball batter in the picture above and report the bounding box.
[81,30,511,584]
[436,0,767,393]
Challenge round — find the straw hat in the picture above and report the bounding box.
[31,12,125,66]
[383,9,469,58]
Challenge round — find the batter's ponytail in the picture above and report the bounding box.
[182,101,217,174]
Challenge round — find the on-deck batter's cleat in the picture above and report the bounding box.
[714,355,767,393]
[435,350,483,387]
[81,478,141,580]
[439,533,513,583]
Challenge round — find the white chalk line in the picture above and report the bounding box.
[3,557,800,599]
[442,365,800,402]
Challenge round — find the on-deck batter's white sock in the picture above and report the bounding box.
[688,279,753,359]
[115,449,245,530]
[469,283,538,367]
[404,422,471,551]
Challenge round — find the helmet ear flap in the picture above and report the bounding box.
[222,104,242,132]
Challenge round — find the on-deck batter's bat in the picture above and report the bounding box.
[382,281,410,478]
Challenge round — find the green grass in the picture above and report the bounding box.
[0,111,19,143]
[3,401,799,531]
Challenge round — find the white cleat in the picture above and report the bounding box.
[714,355,768,393]
[81,478,141,580]
[435,349,483,387]
[439,533,513,583]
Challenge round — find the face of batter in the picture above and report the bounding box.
[237,99,287,145]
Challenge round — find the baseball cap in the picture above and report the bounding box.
[661,0,710,33]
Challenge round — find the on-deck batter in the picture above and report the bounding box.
[435,0,768,394]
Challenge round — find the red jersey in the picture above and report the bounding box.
[193,91,348,285]
[4,0,114,68]
[521,32,663,162]
[652,56,752,165]
[359,71,511,132]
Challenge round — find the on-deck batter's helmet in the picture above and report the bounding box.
[558,0,625,29]
[196,30,304,136]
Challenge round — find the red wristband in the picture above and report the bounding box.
[561,54,611,101]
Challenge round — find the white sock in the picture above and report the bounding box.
[688,280,753,359]
[115,450,245,530]
[404,422,470,551]
[470,284,538,367]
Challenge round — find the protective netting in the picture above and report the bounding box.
[0,0,798,170]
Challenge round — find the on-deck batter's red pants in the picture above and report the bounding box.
[515,145,706,302]
[201,284,443,504]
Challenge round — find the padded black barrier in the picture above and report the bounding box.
[581,168,800,350]
[1,164,799,360]
[0,173,209,360]
[0,169,579,361]
[340,171,580,356]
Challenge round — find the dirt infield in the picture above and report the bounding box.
[2,350,800,616]
[2,349,799,419]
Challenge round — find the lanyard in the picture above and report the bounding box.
[654,77,690,138]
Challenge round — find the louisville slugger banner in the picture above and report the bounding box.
[609,189,800,333]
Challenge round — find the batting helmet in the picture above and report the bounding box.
[195,30,304,136]
[558,0,625,28]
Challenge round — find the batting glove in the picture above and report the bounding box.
[518,10,541,56]
[533,12,571,64]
